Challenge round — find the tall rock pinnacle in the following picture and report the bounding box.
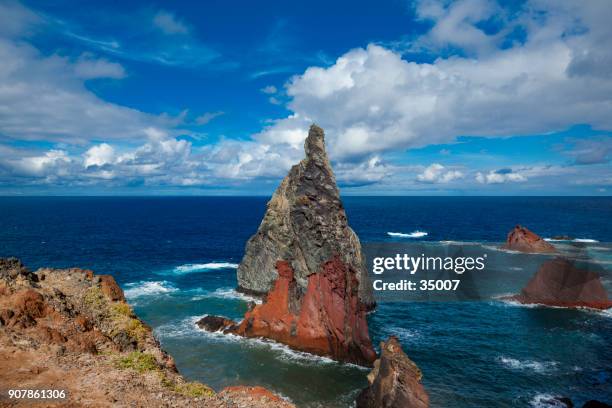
[234,124,376,365]
[237,124,375,308]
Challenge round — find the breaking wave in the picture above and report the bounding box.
[193,287,262,304]
[499,356,558,374]
[171,262,239,274]
[157,315,367,369]
[544,238,599,243]
[529,393,572,407]
[124,280,178,299]
[387,231,428,238]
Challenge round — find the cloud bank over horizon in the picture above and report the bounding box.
[0,0,610,195]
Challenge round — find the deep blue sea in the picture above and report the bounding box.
[0,197,611,407]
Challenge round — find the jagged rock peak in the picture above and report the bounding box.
[233,124,376,365]
[304,124,327,161]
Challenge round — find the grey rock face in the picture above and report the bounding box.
[236,124,375,307]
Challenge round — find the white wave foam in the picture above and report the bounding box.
[439,240,479,245]
[544,238,599,243]
[387,231,428,238]
[124,281,177,299]
[382,326,420,342]
[529,393,571,408]
[155,315,205,339]
[499,356,557,374]
[189,319,367,369]
[172,262,238,274]
[599,308,612,319]
[196,287,262,304]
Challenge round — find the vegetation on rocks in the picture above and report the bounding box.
[115,351,159,373]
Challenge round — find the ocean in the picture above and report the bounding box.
[0,196,610,407]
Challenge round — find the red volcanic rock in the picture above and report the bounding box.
[234,259,376,366]
[99,274,125,301]
[503,225,556,253]
[357,336,429,408]
[511,258,612,310]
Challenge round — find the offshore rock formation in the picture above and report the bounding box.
[503,225,556,253]
[356,336,429,408]
[229,125,376,365]
[237,124,374,308]
[0,258,294,408]
[510,258,612,310]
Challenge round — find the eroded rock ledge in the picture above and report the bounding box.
[0,258,294,408]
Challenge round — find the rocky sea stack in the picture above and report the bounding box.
[510,258,612,310]
[230,124,376,365]
[356,336,429,408]
[503,225,556,253]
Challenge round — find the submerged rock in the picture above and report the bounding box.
[356,336,429,408]
[510,258,612,310]
[232,125,376,365]
[503,225,556,253]
[196,315,237,333]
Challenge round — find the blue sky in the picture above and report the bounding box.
[0,0,610,195]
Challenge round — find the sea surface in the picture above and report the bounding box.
[0,196,611,407]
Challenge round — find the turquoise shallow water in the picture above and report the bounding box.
[0,197,610,407]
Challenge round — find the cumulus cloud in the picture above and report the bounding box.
[2,0,612,192]
[476,169,526,184]
[417,163,464,183]
[335,156,391,187]
[84,143,115,167]
[252,0,612,164]
[261,85,277,94]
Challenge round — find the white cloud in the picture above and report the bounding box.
[195,111,224,125]
[153,11,189,35]
[475,169,526,184]
[414,0,503,55]
[0,20,177,143]
[335,156,391,187]
[74,53,126,79]
[251,0,612,163]
[261,85,277,94]
[417,163,464,183]
[84,143,115,167]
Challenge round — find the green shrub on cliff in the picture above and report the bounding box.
[158,373,214,398]
[115,351,158,373]
[173,382,215,398]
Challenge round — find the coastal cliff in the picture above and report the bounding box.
[230,125,376,365]
[0,258,294,408]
